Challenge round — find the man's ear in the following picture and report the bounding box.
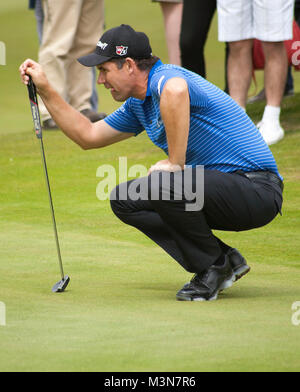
[125,57,136,74]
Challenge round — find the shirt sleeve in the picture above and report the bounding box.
[103,99,145,136]
[150,67,209,109]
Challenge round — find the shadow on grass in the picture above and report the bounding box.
[131,282,299,301]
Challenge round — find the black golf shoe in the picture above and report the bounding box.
[227,248,250,281]
[176,256,235,302]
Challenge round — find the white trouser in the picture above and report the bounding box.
[217,0,294,42]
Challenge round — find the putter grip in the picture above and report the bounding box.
[27,76,43,139]
[27,76,37,104]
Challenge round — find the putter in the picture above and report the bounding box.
[26,76,70,293]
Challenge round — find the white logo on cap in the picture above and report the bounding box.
[97,41,108,50]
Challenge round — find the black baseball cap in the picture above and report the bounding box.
[78,24,152,67]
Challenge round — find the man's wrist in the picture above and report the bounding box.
[38,83,54,101]
[169,158,185,170]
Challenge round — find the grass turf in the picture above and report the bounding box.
[0,0,300,372]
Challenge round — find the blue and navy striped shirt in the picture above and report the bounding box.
[104,60,281,178]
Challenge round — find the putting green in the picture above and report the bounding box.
[0,0,300,372]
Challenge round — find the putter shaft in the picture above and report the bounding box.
[39,139,65,280]
[27,76,66,283]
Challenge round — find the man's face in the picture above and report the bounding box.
[97,60,133,102]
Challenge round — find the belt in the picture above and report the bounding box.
[242,171,284,191]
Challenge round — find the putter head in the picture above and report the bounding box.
[52,276,70,293]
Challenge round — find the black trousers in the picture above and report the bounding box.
[180,0,216,78]
[110,170,283,274]
[295,0,300,24]
[180,0,229,91]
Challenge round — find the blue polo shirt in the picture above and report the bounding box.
[104,60,281,178]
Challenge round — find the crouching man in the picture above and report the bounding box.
[19,24,283,301]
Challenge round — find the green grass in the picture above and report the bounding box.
[0,1,300,372]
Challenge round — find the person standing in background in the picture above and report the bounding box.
[29,0,100,120]
[152,0,183,65]
[179,0,229,92]
[217,0,295,146]
[248,0,300,104]
[180,0,216,78]
[30,0,107,130]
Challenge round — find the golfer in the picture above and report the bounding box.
[19,24,283,302]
